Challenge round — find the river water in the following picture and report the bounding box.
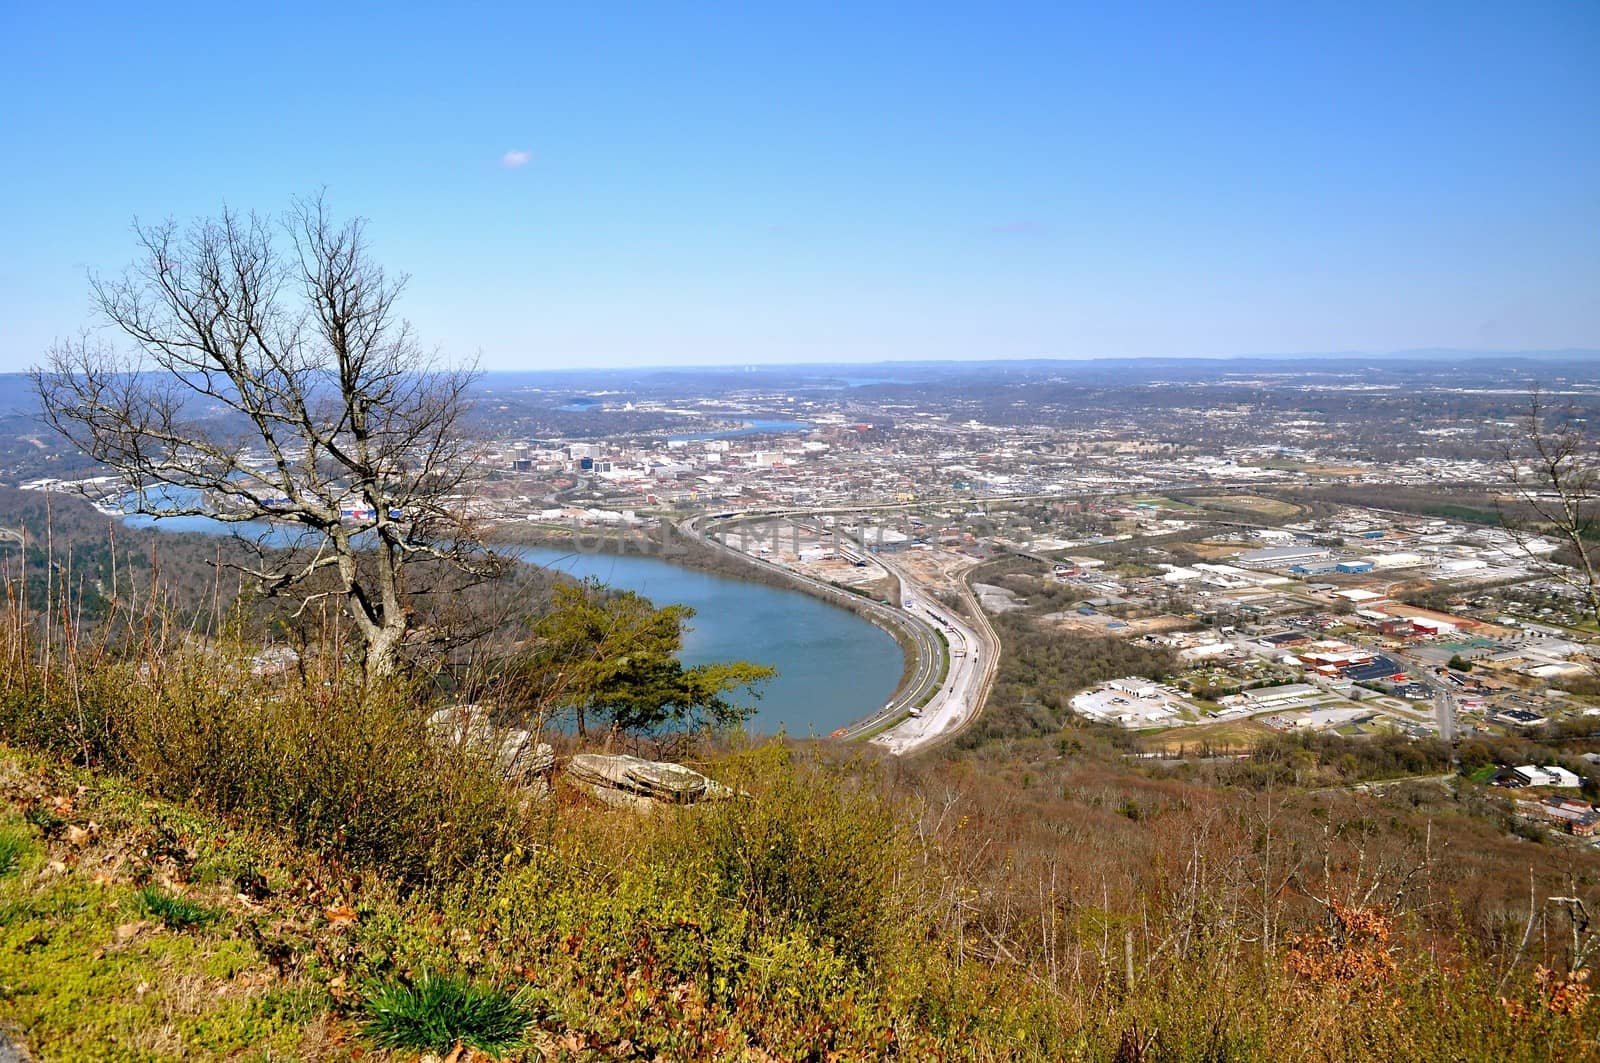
[505,546,901,736]
[120,497,902,735]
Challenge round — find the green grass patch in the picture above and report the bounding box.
[0,824,35,878]
[363,969,538,1056]
[0,875,310,1057]
[135,886,222,931]
[23,804,64,836]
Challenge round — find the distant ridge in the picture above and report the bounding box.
[466,348,1600,377]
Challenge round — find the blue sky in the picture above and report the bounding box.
[2,2,1596,371]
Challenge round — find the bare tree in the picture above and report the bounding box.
[34,195,501,681]
[1499,387,1600,627]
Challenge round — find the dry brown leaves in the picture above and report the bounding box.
[1502,965,1592,1020]
[1284,899,1398,994]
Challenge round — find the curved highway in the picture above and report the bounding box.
[673,482,1303,751]
[869,551,1000,753]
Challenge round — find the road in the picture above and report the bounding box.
[1384,644,1460,743]
[1430,681,1459,743]
[868,551,1001,754]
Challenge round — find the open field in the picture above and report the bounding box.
[1046,612,1193,638]
[1136,717,1277,752]
[1133,496,1203,512]
[1182,540,1253,559]
[892,544,983,591]
[1188,495,1302,519]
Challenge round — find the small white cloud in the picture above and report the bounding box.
[501,149,532,169]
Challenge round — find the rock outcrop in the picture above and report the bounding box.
[565,753,732,809]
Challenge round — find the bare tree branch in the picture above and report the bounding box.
[33,194,504,681]
[1498,385,1600,628]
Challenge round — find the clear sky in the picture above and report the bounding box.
[2,2,1596,371]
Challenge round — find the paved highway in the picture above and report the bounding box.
[1427,678,1459,743]
[869,551,1000,754]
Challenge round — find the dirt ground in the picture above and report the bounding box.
[1376,602,1511,638]
[1047,613,1192,637]
[1180,541,1253,560]
[894,546,983,591]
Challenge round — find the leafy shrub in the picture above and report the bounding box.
[688,745,903,970]
[362,969,536,1055]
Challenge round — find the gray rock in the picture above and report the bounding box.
[576,781,660,813]
[427,704,554,784]
[0,1030,31,1063]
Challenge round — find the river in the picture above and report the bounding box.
[505,546,902,736]
[120,496,903,736]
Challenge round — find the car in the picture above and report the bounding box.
[830,727,848,738]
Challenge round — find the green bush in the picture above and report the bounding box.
[681,746,904,971]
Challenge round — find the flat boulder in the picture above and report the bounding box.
[566,753,731,805]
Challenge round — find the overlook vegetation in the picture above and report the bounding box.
[1,537,1597,1060]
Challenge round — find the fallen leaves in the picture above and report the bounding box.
[323,904,359,927]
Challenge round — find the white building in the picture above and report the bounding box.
[1070,678,1196,728]
[1512,765,1583,789]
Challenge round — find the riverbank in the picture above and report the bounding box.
[493,521,921,706]
[494,528,906,735]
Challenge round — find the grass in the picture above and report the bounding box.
[1139,717,1275,752]
[135,886,222,930]
[23,804,64,836]
[1188,494,1302,519]
[0,783,317,1058]
[4,741,1599,1060]
[0,825,33,877]
[362,970,537,1056]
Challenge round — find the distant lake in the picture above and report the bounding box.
[667,418,811,442]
